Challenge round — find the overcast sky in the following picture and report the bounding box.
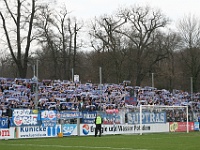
[29,0,200,51]
[57,0,200,23]
[48,0,199,49]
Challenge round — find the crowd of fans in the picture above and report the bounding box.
[0,77,200,120]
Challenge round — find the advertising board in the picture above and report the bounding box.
[80,123,169,136]
[0,127,15,139]
[169,122,194,132]
[16,125,61,138]
[62,124,77,136]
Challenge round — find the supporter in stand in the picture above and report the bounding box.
[0,77,199,123]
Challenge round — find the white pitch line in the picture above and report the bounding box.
[1,143,148,150]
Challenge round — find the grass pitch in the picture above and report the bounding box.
[1,132,200,150]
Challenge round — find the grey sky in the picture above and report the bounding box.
[59,0,200,22]
[47,0,198,50]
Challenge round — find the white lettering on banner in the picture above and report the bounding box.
[0,130,10,136]
[13,109,31,116]
[149,113,164,123]
[60,112,82,119]
[12,109,39,126]
[41,111,56,119]
[1,118,8,126]
[83,113,96,118]
[128,112,165,124]
[42,121,56,127]
[14,115,38,126]
[63,126,74,133]
[83,120,94,124]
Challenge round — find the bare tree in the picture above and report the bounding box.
[34,3,61,79]
[178,14,200,92]
[89,15,128,83]
[153,32,181,90]
[34,4,83,80]
[51,7,82,79]
[118,6,169,86]
[0,0,36,78]
[179,14,200,48]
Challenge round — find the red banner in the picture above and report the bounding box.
[169,122,194,132]
[105,109,119,114]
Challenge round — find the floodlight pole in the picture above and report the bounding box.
[190,77,193,101]
[152,73,154,87]
[140,105,142,135]
[33,64,36,77]
[72,68,74,82]
[99,67,102,110]
[186,105,189,133]
[99,67,102,85]
[35,59,39,109]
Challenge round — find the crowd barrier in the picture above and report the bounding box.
[1,122,199,140]
[0,108,200,139]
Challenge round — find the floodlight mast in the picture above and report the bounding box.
[99,67,102,111]
[140,105,142,135]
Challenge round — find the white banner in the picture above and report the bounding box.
[0,127,15,139]
[16,125,61,138]
[0,123,169,139]
[80,123,169,136]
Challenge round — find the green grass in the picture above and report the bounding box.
[1,132,200,150]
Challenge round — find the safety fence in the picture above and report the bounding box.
[0,108,200,139]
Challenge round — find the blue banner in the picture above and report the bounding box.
[125,96,137,105]
[82,111,97,124]
[41,110,57,127]
[81,111,121,124]
[11,109,40,127]
[99,112,121,124]
[58,111,82,119]
[0,117,9,128]
[47,125,61,137]
[62,124,77,136]
[194,122,199,131]
[127,112,166,124]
